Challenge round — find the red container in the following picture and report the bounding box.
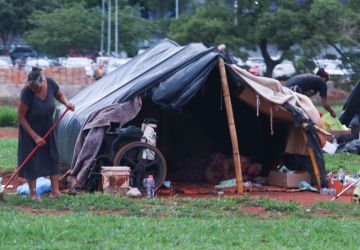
[327,178,356,196]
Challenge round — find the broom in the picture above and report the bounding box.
[0,107,70,201]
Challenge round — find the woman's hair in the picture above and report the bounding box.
[316,67,329,82]
[26,67,43,86]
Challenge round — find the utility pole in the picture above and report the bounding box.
[234,0,238,26]
[115,0,118,54]
[175,0,179,19]
[107,0,111,56]
[100,0,105,54]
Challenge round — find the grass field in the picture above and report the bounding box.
[0,138,17,174]
[1,194,360,249]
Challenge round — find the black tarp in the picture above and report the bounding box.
[56,39,221,167]
[56,39,326,187]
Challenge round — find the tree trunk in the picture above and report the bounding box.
[259,38,281,77]
[1,33,14,55]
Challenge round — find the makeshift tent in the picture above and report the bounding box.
[56,39,328,192]
[339,80,360,130]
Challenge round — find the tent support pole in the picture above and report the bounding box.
[217,44,244,194]
[301,131,321,188]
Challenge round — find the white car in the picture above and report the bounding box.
[106,57,131,74]
[272,61,296,79]
[24,58,50,72]
[0,56,12,66]
[63,57,94,77]
[0,58,12,68]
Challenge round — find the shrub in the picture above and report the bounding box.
[0,106,18,127]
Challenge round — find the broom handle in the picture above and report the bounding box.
[2,107,70,190]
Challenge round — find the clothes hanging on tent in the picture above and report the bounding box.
[68,97,142,188]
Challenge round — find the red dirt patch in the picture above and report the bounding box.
[158,183,352,205]
[241,206,268,216]
[248,191,351,206]
[18,207,72,215]
[0,127,18,138]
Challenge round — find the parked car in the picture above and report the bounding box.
[272,60,296,79]
[63,57,94,77]
[9,46,37,64]
[0,58,12,68]
[106,57,131,74]
[0,56,13,68]
[24,58,51,72]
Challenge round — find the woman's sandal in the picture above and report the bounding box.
[30,196,42,202]
[48,192,61,199]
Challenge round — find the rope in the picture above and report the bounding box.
[270,106,274,135]
[256,94,260,117]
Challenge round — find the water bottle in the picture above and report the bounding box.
[145,175,155,198]
[338,167,345,186]
[333,136,338,147]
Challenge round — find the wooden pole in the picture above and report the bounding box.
[301,131,322,188]
[217,44,244,194]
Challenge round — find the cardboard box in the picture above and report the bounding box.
[267,171,311,188]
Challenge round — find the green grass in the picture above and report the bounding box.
[0,138,17,173]
[314,102,343,115]
[0,106,17,127]
[2,193,359,220]
[1,195,360,249]
[324,153,360,174]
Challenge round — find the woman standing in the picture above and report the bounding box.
[18,67,75,200]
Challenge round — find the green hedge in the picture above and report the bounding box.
[0,106,18,127]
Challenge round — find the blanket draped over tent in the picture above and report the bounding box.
[68,97,142,187]
[56,38,328,189]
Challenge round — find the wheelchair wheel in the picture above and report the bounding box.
[113,141,167,192]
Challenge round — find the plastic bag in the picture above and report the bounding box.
[321,112,345,131]
[16,177,51,196]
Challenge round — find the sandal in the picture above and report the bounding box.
[30,196,42,202]
[49,192,61,198]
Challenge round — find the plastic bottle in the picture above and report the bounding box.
[333,136,338,146]
[145,175,155,198]
[338,167,345,186]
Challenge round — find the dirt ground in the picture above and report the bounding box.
[158,184,351,205]
[0,127,351,212]
[0,127,18,138]
[2,171,350,207]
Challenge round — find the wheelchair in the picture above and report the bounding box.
[86,120,167,193]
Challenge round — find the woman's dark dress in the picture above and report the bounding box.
[18,78,60,179]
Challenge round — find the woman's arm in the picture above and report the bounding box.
[18,102,46,146]
[55,90,75,111]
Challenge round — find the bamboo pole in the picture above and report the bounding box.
[217,44,244,194]
[301,131,322,188]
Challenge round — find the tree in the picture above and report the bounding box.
[26,3,102,56]
[168,1,245,53]
[167,0,359,78]
[118,5,155,56]
[0,0,58,54]
[26,3,153,56]
[235,0,353,76]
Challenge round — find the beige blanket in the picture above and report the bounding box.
[231,64,325,155]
